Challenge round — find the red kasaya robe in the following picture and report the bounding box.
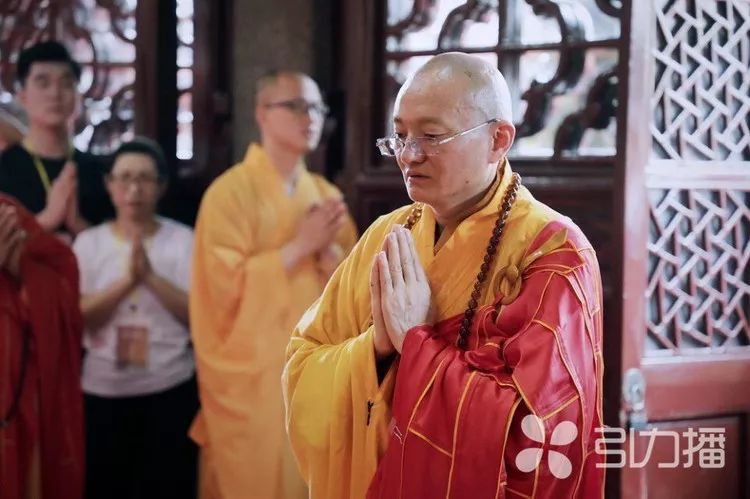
[367,221,605,498]
[0,194,85,499]
[284,162,604,499]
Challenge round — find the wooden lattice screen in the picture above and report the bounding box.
[645,0,750,357]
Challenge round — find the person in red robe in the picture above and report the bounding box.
[367,220,604,498]
[284,52,604,499]
[0,193,85,499]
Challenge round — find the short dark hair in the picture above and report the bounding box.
[16,41,82,86]
[110,137,169,180]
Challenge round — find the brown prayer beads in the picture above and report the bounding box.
[403,172,522,349]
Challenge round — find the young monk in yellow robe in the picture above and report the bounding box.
[284,53,605,498]
[190,71,358,499]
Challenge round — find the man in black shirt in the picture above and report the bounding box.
[0,41,113,234]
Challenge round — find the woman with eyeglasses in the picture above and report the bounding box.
[72,138,198,499]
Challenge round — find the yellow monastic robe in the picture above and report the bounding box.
[283,161,596,499]
[189,143,358,499]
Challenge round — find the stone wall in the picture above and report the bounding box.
[231,0,335,162]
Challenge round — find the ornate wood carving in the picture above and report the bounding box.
[380,0,621,160]
[386,0,440,37]
[593,0,622,19]
[651,0,750,161]
[0,0,137,154]
[554,69,618,157]
[1,1,232,225]
[515,0,587,138]
[437,0,497,50]
[646,188,750,354]
[645,0,750,356]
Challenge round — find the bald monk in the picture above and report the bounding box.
[283,52,605,498]
[0,195,84,499]
[190,71,358,498]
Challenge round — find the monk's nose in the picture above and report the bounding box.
[398,141,426,165]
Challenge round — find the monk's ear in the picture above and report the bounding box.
[255,102,266,127]
[488,120,515,163]
[16,87,28,108]
[103,174,115,198]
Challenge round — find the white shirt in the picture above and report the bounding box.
[73,217,195,397]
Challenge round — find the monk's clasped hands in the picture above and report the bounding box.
[370,224,432,358]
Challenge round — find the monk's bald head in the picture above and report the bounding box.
[397,52,513,123]
[254,70,326,153]
[255,70,318,104]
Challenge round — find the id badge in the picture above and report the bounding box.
[116,323,150,369]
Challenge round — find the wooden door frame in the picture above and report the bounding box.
[618,0,750,496]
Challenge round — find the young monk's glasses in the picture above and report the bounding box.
[265,98,329,117]
[376,118,499,157]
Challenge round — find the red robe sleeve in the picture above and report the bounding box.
[0,194,84,499]
[367,221,605,499]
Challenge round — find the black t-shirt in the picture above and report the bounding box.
[0,143,114,225]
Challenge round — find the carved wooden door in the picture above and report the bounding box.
[617,0,750,497]
[0,0,232,225]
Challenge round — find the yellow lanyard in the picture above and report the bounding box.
[22,140,75,194]
[31,154,52,192]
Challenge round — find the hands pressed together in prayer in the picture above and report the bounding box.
[126,233,153,289]
[370,225,432,359]
[0,204,25,279]
[36,161,89,235]
[282,198,346,273]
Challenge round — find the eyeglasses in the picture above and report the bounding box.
[108,174,161,187]
[376,119,499,157]
[265,98,329,117]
